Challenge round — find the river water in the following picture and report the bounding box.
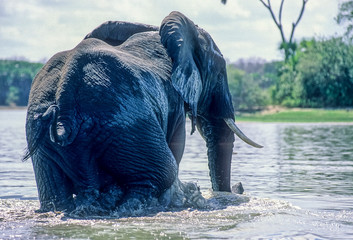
[1,109,353,239]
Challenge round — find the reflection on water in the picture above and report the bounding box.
[1,110,353,239]
[279,125,353,197]
[229,123,353,212]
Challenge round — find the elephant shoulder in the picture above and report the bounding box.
[120,32,169,60]
[119,32,172,79]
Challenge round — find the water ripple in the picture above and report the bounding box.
[1,110,353,238]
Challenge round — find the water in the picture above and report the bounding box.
[1,109,353,239]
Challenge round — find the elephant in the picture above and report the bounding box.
[24,11,262,213]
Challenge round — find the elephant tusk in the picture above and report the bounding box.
[224,118,263,148]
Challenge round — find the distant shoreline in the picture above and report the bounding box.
[236,107,353,123]
[1,106,353,123]
[0,106,27,110]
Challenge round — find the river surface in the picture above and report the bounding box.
[1,109,353,239]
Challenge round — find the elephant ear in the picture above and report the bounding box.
[85,21,158,46]
[159,11,203,134]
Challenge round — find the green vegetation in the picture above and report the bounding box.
[227,1,353,112]
[236,108,353,123]
[227,58,279,112]
[0,60,43,106]
[272,38,353,108]
[227,37,353,111]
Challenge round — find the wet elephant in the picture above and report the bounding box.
[24,11,261,213]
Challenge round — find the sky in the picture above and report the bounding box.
[0,0,344,63]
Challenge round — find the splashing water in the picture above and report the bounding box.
[53,178,247,219]
[64,179,209,219]
[1,191,318,240]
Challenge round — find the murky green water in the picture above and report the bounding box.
[1,110,353,239]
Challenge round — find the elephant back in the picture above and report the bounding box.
[85,21,158,46]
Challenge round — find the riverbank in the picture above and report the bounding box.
[0,106,27,110]
[2,106,353,123]
[236,107,353,123]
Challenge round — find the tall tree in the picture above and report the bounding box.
[259,0,308,61]
[336,0,353,39]
[221,0,309,61]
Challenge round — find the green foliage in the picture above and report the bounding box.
[230,36,353,111]
[273,38,353,108]
[279,41,298,63]
[0,60,43,106]
[6,86,20,106]
[272,56,303,107]
[226,63,274,111]
[296,38,353,107]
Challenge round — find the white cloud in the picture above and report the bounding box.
[0,0,341,62]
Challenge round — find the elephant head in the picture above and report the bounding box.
[160,11,262,192]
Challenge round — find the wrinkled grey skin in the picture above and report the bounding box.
[25,11,235,213]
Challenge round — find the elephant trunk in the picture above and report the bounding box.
[197,117,262,192]
[196,117,234,192]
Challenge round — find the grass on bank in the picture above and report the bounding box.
[236,108,353,122]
